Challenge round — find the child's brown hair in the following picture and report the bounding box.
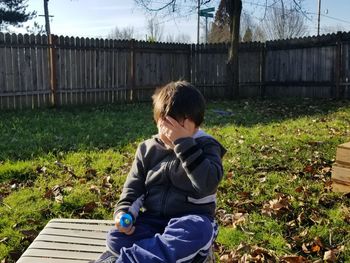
[152,81,205,127]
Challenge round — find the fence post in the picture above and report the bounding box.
[190,44,197,86]
[187,44,192,83]
[335,31,343,99]
[129,39,135,102]
[260,43,266,97]
[48,34,57,107]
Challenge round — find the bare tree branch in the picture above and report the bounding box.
[135,0,215,14]
[136,0,177,12]
[291,0,311,21]
[262,0,268,21]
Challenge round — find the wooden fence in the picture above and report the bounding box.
[0,31,350,109]
[239,32,350,99]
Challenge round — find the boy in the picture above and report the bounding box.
[93,81,226,263]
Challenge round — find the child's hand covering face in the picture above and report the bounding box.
[158,116,197,149]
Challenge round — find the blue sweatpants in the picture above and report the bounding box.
[106,213,217,263]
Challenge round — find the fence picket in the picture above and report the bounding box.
[37,34,43,106]
[42,35,50,106]
[0,33,4,109]
[4,33,12,109]
[18,34,26,109]
[76,37,82,104]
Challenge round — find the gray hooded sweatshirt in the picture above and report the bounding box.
[115,130,226,220]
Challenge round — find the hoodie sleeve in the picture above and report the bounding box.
[173,136,226,196]
[114,144,146,220]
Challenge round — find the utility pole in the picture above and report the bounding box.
[197,0,200,44]
[317,0,321,35]
[43,0,51,36]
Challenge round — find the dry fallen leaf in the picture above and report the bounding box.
[280,255,308,263]
[226,171,234,180]
[258,176,266,183]
[85,168,97,179]
[44,185,64,203]
[303,165,314,173]
[20,229,38,243]
[82,201,98,214]
[311,243,321,253]
[102,176,113,188]
[232,213,247,226]
[302,242,310,254]
[324,250,337,262]
[90,184,101,195]
[262,194,291,217]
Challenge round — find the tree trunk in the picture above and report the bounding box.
[226,0,242,99]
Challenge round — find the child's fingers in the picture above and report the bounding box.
[159,124,170,137]
[183,118,196,132]
[165,116,180,127]
[117,224,134,234]
[158,119,170,131]
[125,226,135,235]
[159,120,173,135]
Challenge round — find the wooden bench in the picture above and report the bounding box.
[18,219,215,263]
[17,219,114,263]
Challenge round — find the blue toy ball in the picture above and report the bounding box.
[120,213,133,228]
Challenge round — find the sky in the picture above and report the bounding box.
[15,0,350,42]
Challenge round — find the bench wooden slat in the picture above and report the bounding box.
[40,227,107,239]
[46,222,113,232]
[17,257,91,263]
[49,218,114,225]
[35,234,106,246]
[27,241,106,252]
[20,248,101,260]
[18,219,112,262]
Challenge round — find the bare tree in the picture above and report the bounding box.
[146,16,163,42]
[208,23,230,43]
[107,26,135,40]
[240,12,255,40]
[262,2,308,40]
[209,11,266,43]
[242,26,252,42]
[253,25,266,42]
[207,0,230,43]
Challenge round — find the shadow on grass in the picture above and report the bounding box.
[0,98,349,161]
[0,103,156,161]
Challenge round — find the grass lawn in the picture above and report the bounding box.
[0,98,349,262]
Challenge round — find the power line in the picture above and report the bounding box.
[318,13,350,25]
[242,0,350,25]
[305,12,350,25]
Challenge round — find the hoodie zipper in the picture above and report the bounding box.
[160,156,175,217]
